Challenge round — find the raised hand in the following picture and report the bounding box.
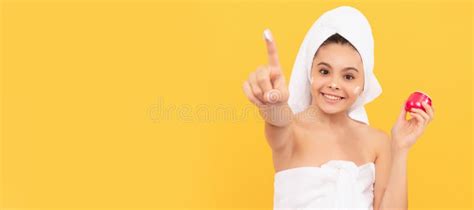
[242,29,289,108]
[391,101,435,152]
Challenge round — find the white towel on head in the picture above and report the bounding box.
[287,5,382,125]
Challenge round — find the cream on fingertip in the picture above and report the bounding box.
[263,29,273,42]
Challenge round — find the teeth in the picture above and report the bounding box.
[323,93,343,100]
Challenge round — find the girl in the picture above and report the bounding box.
[242,6,434,210]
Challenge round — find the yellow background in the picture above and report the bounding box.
[1,0,472,209]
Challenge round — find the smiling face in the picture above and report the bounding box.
[310,42,365,115]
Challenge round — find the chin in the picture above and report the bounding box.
[320,106,347,115]
[317,102,346,114]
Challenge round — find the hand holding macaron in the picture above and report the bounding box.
[391,91,435,153]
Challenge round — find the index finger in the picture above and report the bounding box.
[263,29,281,69]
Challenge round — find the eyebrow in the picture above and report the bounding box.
[317,62,359,73]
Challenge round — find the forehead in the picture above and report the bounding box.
[313,44,363,68]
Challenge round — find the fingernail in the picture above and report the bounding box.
[263,29,273,41]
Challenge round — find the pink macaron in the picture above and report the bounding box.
[405,91,432,112]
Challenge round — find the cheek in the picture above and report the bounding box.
[353,86,361,95]
[310,80,325,91]
[351,76,364,95]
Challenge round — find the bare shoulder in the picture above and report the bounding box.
[354,124,390,159]
[365,126,391,158]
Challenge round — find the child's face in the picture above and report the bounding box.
[310,43,365,114]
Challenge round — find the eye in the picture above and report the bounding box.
[319,69,329,75]
[344,75,355,80]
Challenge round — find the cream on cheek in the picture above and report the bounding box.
[353,86,361,95]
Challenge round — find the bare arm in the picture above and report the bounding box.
[374,132,408,210]
[373,132,392,210]
[378,148,408,210]
[260,103,294,151]
[377,101,435,210]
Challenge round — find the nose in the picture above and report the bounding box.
[329,79,340,90]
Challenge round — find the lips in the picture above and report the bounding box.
[321,92,345,99]
[320,93,345,104]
